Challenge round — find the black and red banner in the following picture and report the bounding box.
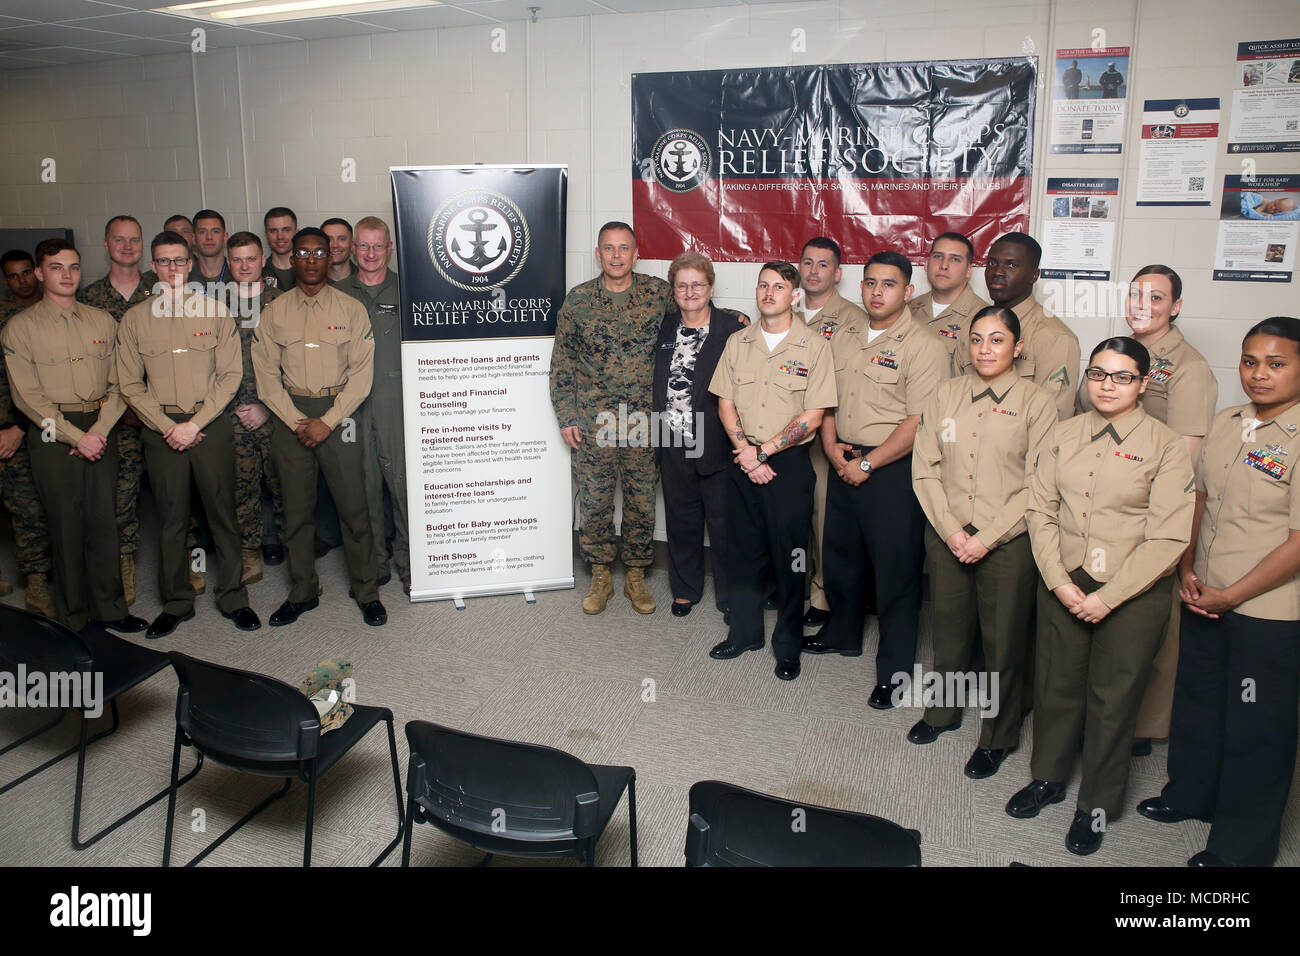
[632,59,1037,265]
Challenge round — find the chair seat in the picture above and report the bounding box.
[78,626,171,702]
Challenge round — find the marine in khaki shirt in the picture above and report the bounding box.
[913,370,1058,550]
[955,296,1080,420]
[1027,406,1195,610]
[910,284,989,365]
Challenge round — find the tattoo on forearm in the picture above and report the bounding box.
[731,416,746,444]
[776,420,809,449]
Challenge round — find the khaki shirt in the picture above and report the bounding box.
[1076,326,1218,437]
[709,319,836,445]
[796,289,866,342]
[908,284,990,366]
[913,371,1059,549]
[251,285,374,432]
[827,309,949,446]
[1027,406,1194,609]
[115,292,242,435]
[955,296,1080,420]
[1193,403,1300,620]
[1,299,126,445]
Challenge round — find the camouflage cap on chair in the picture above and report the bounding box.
[298,659,355,734]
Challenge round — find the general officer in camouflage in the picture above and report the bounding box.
[550,221,672,615]
[0,250,53,615]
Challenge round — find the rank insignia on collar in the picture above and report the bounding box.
[1148,357,1174,385]
[1245,448,1287,479]
[1288,423,1298,433]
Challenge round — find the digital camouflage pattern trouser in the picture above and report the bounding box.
[0,440,51,575]
[575,439,656,568]
[115,424,143,556]
[232,411,284,552]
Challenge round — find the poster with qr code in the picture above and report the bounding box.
[1136,98,1221,206]
[1228,38,1300,153]
[1214,173,1299,282]
[1040,178,1118,279]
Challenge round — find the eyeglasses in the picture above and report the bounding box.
[153,257,190,268]
[292,249,328,260]
[1084,367,1140,385]
[674,281,709,293]
[356,242,390,253]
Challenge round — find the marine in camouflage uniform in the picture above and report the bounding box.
[550,256,672,612]
[0,298,53,614]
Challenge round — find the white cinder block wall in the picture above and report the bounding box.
[2,0,1298,414]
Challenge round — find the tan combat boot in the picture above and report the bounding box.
[191,567,206,595]
[241,548,263,585]
[624,567,656,614]
[582,564,613,614]
[25,572,55,618]
[120,553,136,606]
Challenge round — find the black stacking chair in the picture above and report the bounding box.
[162,651,404,867]
[401,720,637,867]
[685,779,922,866]
[0,603,200,849]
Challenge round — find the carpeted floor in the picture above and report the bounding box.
[1,524,1297,868]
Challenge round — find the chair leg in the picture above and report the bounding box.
[0,699,122,796]
[627,774,638,868]
[185,778,292,867]
[370,716,405,867]
[162,725,184,867]
[400,796,417,867]
[303,774,316,867]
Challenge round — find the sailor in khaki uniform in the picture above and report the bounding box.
[252,227,385,629]
[910,306,1058,777]
[907,232,990,368]
[1140,317,1300,867]
[1008,336,1194,856]
[1,239,145,634]
[708,261,836,681]
[796,237,868,627]
[806,252,948,708]
[116,231,258,638]
[955,233,1080,420]
[1076,266,1218,749]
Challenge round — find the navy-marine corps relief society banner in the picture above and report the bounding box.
[391,165,573,603]
[632,59,1038,263]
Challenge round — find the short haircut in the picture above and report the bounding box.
[759,260,800,289]
[668,251,715,289]
[164,214,193,230]
[321,217,353,236]
[150,230,190,259]
[597,220,636,245]
[931,231,975,261]
[1132,264,1182,303]
[801,236,842,266]
[263,206,297,227]
[193,209,226,231]
[1089,336,1150,379]
[33,238,77,267]
[293,226,329,248]
[864,250,913,284]
[1,249,35,270]
[226,231,263,253]
[1244,316,1300,353]
[970,304,1021,341]
[104,214,141,237]
[353,216,391,239]
[992,231,1042,268]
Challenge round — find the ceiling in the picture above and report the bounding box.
[0,0,810,70]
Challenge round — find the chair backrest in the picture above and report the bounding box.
[405,720,603,842]
[685,779,922,867]
[168,652,321,765]
[0,604,92,677]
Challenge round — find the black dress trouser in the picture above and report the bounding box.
[660,442,729,607]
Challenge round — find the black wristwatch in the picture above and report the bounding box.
[756,447,769,463]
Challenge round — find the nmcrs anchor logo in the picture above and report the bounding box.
[652,128,710,193]
[427,189,530,291]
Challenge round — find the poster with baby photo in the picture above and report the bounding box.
[1214,173,1300,281]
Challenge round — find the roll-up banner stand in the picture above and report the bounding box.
[391,165,572,604]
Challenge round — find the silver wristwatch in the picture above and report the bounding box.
[859,456,873,474]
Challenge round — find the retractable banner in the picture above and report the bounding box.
[631,57,1037,264]
[390,165,572,602]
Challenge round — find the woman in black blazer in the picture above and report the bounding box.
[653,252,748,618]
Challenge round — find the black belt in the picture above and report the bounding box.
[840,439,874,458]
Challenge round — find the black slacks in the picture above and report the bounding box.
[659,442,728,607]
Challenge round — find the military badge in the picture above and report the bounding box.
[819,322,836,340]
[1244,445,1288,479]
[871,349,898,370]
[1148,357,1174,385]
[1115,451,1144,462]
[939,323,960,340]
[778,360,809,377]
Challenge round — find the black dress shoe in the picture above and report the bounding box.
[710,638,763,660]
[868,683,897,710]
[907,718,961,745]
[1136,796,1193,824]
[774,659,801,681]
[1131,737,1153,757]
[360,600,387,626]
[221,606,262,631]
[802,606,830,627]
[1066,809,1103,856]
[269,597,319,627]
[1006,779,1067,818]
[94,614,149,634]
[261,542,285,566]
[801,635,862,657]
[671,601,694,617]
[1188,850,1232,867]
[145,610,194,639]
[965,746,1015,779]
